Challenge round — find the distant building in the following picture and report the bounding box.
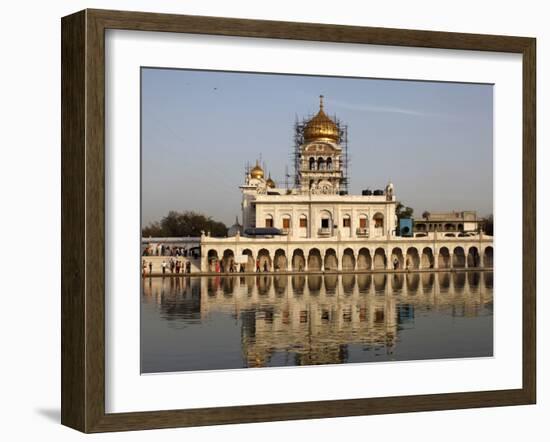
[415,211,482,237]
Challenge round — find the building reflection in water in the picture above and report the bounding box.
[142,271,493,371]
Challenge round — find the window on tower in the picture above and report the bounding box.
[299,216,308,228]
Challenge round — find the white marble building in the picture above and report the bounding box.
[195,97,492,273]
[240,96,397,242]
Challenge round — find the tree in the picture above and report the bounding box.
[142,221,162,237]
[482,214,494,235]
[422,211,430,220]
[395,202,414,220]
[142,210,228,237]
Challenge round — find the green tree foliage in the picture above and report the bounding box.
[395,202,414,220]
[482,214,494,235]
[142,211,227,238]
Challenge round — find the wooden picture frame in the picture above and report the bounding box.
[61,8,536,433]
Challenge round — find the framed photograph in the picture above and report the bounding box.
[61,9,536,433]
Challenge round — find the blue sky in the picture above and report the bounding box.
[141,68,493,226]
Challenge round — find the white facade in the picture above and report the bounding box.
[196,97,493,274]
[240,96,397,241]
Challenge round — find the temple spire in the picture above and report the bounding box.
[319,94,324,110]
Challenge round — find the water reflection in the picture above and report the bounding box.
[141,271,493,373]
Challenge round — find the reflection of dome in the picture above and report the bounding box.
[266,174,275,188]
[250,162,264,179]
[304,95,339,143]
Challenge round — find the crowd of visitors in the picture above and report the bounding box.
[141,258,193,277]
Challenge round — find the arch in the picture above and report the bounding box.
[467,246,480,268]
[390,247,404,270]
[342,274,356,294]
[373,212,384,228]
[241,248,255,272]
[406,273,420,292]
[406,247,420,269]
[342,248,356,270]
[298,214,308,236]
[468,271,481,288]
[374,274,387,292]
[438,247,451,269]
[324,248,338,271]
[317,157,326,170]
[453,272,466,292]
[281,214,292,233]
[309,157,315,170]
[257,274,271,295]
[319,210,333,231]
[273,275,288,295]
[357,273,371,293]
[444,223,456,231]
[307,248,322,271]
[357,248,372,270]
[484,271,493,289]
[292,249,306,271]
[324,275,338,294]
[307,275,322,294]
[445,233,456,238]
[221,249,235,273]
[257,248,272,272]
[421,272,435,292]
[264,213,274,228]
[342,213,352,234]
[373,248,387,270]
[274,248,288,271]
[484,246,494,268]
[453,246,466,268]
[207,249,219,272]
[326,157,333,170]
[438,272,451,292]
[292,275,305,294]
[392,273,404,291]
[421,247,434,269]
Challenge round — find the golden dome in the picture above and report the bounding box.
[250,162,264,179]
[303,95,340,143]
[266,174,275,188]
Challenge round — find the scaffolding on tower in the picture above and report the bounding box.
[290,114,350,194]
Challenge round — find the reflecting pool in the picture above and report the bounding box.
[141,271,493,373]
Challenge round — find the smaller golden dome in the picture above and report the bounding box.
[266,174,275,188]
[250,162,264,179]
[304,95,340,143]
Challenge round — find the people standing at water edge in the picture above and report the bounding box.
[161,260,166,275]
